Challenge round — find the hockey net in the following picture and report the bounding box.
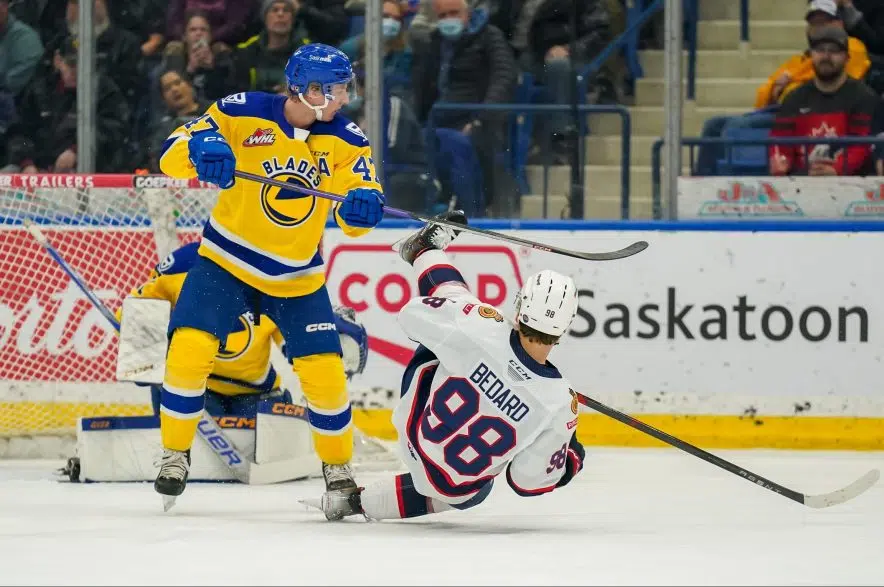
[0,173,399,469]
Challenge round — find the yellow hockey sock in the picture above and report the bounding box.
[160,327,220,451]
[292,353,353,464]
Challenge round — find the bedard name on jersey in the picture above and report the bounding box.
[158,92,381,298]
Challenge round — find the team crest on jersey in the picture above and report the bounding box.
[345,121,367,141]
[243,128,276,147]
[260,157,323,227]
[478,306,504,322]
[157,251,175,273]
[221,92,246,105]
[217,313,255,361]
[569,389,579,415]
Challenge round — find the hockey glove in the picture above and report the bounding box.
[338,187,385,228]
[188,132,235,189]
[554,433,585,489]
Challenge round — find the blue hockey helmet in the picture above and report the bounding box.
[285,43,357,119]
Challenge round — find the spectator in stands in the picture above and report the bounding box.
[167,0,257,48]
[148,70,210,172]
[291,0,350,47]
[839,0,884,93]
[235,0,311,94]
[345,61,433,212]
[489,0,612,161]
[339,0,413,100]
[412,0,519,216]
[0,0,43,134]
[43,0,144,111]
[161,10,237,103]
[106,0,167,59]
[695,0,871,176]
[770,26,878,177]
[5,38,130,173]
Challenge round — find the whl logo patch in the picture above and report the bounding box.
[243,128,276,147]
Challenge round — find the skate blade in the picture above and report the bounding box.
[298,497,323,511]
[162,495,178,512]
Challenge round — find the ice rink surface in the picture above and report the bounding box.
[1,447,882,586]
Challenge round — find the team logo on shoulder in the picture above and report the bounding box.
[478,306,504,322]
[157,252,175,273]
[569,389,579,415]
[345,121,367,141]
[243,128,276,147]
[221,92,247,105]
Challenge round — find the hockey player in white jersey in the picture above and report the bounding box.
[309,211,586,521]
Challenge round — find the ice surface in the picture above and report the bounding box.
[1,448,882,586]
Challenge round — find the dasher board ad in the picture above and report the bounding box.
[322,229,879,408]
[678,176,884,219]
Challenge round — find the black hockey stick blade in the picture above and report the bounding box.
[234,170,650,262]
[576,392,879,509]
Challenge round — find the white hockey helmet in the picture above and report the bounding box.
[514,270,578,338]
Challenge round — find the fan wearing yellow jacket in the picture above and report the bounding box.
[155,43,384,518]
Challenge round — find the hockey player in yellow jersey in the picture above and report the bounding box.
[155,43,384,517]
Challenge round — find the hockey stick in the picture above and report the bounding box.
[233,170,649,262]
[22,220,254,486]
[575,392,880,509]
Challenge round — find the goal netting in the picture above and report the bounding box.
[0,173,398,469]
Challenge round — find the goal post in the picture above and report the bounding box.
[0,173,398,468]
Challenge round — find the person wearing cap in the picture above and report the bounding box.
[769,23,879,177]
[234,0,312,94]
[755,0,870,109]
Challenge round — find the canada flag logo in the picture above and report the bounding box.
[243,128,276,147]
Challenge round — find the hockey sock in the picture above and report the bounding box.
[160,327,219,451]
[360,473,456,520]
[292,353,353,464]
[413,249,467,296]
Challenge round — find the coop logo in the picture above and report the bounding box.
[243,128,276,147]
[696,182,803,217]
[844,184,884,217]
[324,242,524,365]
[568,288,869,343]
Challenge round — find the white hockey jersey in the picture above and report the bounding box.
[391,283,580,505]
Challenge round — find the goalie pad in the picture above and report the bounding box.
[73,400,320,483]
[116,296,171,384]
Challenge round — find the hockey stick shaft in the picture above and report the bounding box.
[233,170,649,262]
[24,219,121,332]
[576,392,879,508]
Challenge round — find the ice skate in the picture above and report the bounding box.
[154,448,190,511]
[393,210,468,265]
[319,462,361,521]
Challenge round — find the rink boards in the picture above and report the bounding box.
[3,220,884,450]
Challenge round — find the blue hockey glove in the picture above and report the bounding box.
[188,132,235,189]
[338,187,385,228]
[554,433,585,489]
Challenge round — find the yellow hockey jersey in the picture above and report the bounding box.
[158,91,382,297]
[123,243,283,396]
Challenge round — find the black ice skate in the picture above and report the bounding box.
[320,462,360,521]
[393,210,468,265]
[154,448,191,512]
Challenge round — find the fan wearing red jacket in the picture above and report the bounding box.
[770,25,879,177]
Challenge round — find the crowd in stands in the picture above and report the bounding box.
[695,0,884,179]
[0,0,623,217]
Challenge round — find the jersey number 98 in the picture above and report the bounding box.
[421,378,517,477]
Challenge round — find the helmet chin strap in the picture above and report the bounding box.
[298,93,331,121]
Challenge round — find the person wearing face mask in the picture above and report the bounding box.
[412,0,520,217]
[339,0,413,100]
